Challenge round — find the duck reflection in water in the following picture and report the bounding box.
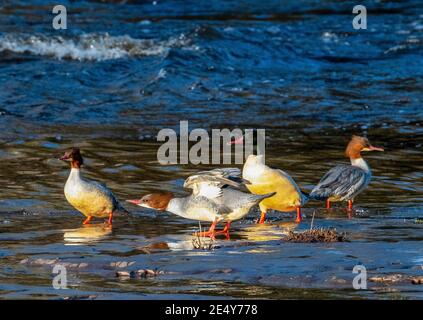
[64,223,112,245]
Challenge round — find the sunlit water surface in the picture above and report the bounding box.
[0,0,422,299]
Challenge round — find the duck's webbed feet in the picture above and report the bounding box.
[194,220,231,240]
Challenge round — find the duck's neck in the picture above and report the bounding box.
[71,159,82,169]
[166,197,190,218]
[243,159,266,181]
[350,157,370,173]
[68,167,82,181]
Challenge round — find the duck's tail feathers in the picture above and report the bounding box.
[308,189,329,201]
[250,192,277,203]
[301,190,310,205]
[114,202,132,216]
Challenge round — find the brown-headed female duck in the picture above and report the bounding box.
[60,147,126,225]
[309,135,384,214]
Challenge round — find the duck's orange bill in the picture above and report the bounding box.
[368,145,384,151]
[228,135,244,145]
[126,199,141,204]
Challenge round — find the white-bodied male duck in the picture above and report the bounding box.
[127,168,275,238]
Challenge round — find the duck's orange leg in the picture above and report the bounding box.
[194,219,218,239]
[295,206,302,223]
[82,216,92,225]
[258,211,267,224]
[222,221,231,233]
[215,221,231,239]
[326,199,331,209]
[223,221,231,240]
[347,200,353,218]
[107,212,113,225]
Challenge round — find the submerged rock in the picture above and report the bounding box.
[19,258,88,269]
[411,277,423,285]
[110,261,135,268]
[116,269,163,279]
[369,274,406,283]
[369,274,423,285]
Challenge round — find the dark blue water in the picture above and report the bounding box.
[0,1,422,299]
[0,0,422,139]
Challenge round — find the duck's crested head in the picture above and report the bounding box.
[345,135,384,159]
[59,147,83,168]
[126,192,174,211]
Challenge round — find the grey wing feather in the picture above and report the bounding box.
[184,168,246,191]
[89,180,125,213]
[215,203,232,215]
[90,181,117,201]
[310,165,368,201]
[188,195,232,216]
[206,168,241,179]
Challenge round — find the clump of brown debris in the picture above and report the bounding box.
[191,222,216,250]
[192,233,215,250]
[283,228,347,243]
[369,274,423,285]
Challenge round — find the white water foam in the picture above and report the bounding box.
[0,33,194,61]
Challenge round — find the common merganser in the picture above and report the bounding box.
[309,135,384,213]
[127,168,275,238]
[242,155,308,224]
[60,148,125,225]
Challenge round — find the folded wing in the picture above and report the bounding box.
[310,165,367,201]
